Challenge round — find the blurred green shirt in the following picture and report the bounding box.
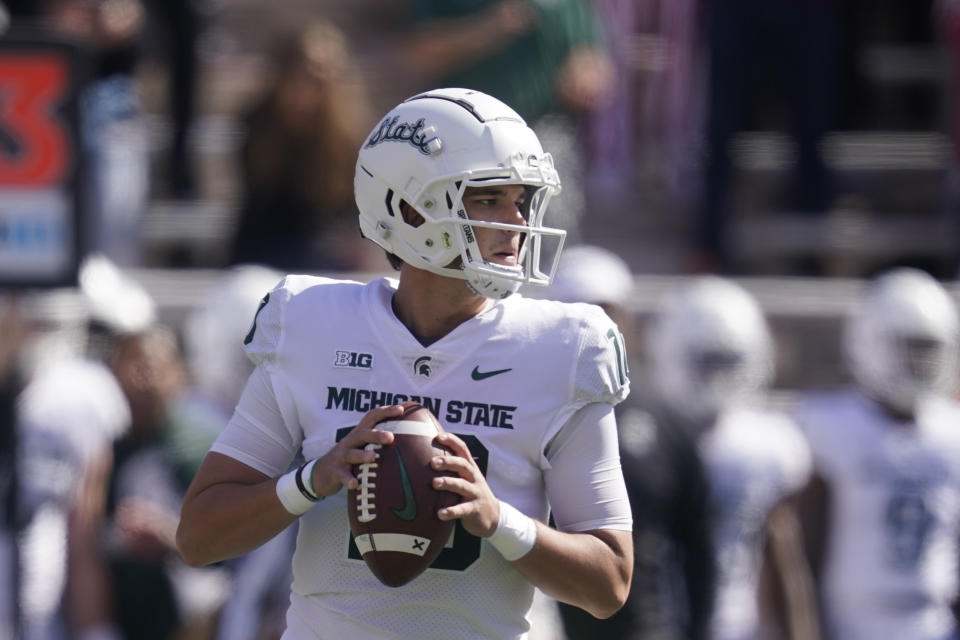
[410,0,602,122]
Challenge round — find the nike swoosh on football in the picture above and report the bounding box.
[471,365,513,381]
[392,448,417,522]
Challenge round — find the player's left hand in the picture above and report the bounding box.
[431,432,500,538]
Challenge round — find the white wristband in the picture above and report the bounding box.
[276,465,318,515]
[488,500,537,561]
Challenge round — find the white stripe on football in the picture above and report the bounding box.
[373,419,441,437]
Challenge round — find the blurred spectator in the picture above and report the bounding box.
[772,268,960,639]
[6,254,229,640]
[143,0,203,199]
[68,325,230,640]
[13,274,136,640]
[0,297,28,639]
[938,0,960,271]
[229,20,382,273]
[51,0,151,267]
[403,0,614,245]
[583,0,637,199]
[698,0,841,273]
[7,0,150,267]
[643,277,816,639]
[942,0,960,156]
[643,0,705,199]
[541,246,716,640]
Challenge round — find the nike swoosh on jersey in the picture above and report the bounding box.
[392,449,417,522]
[471,366,512,381]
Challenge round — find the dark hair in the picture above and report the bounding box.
[385,251,403,271]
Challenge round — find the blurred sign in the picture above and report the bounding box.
[0,34,86,288]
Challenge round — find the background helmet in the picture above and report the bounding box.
[844,267,959,413]
[546,245,634,309]
[355,88,565,299]
[647,277,774,423]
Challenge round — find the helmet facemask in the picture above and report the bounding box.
[447,177,564,299]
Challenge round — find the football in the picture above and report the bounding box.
[347,402,460,587]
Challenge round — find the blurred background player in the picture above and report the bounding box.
[11,255,143,640]
[65,258,233,640]
[777,268,960,640]
[644,277,816,640]
[544,246,715,640]
[0,297,32,640]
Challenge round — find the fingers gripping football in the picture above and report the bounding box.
[310,405,400,496]
[431,432,500,538]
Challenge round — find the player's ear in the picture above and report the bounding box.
[400,201,425,228]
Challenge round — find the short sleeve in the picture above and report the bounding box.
[210,366,300,477]
[572,305,630,407]
[242,278,290,366]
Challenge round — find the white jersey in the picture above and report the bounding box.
[211,276,632,640]
[698,406,811,640]
[799,390,960,640]
[15,357,130,639]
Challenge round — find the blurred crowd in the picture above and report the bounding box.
[0,0,957,276]
[3,0,960,639]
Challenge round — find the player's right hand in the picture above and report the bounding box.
[310,404,401,497]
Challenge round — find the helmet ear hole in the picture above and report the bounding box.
[399,201,425,227]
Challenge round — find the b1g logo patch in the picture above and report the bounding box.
[334,351,373,370]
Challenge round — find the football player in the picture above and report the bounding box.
[176,88,634,640]
[774,268,960,640]
[645,277,817,640]
[546,247,716,640]
[11,254,152,640]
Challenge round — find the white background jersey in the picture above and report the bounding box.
[698,406,811,640]
[799,390,960,640]
[15,358,131,639]
[212,276,632,640]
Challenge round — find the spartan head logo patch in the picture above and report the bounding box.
[413,356,432,378]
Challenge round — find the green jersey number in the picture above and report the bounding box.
[606,327,630,386]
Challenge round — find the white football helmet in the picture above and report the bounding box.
[647,277,773,423]
[845,267,959,413]
[546,245,633,307]
[355,88,565,299]
[79,253,157,335]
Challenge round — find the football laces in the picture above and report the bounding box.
[355,442,382,523]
